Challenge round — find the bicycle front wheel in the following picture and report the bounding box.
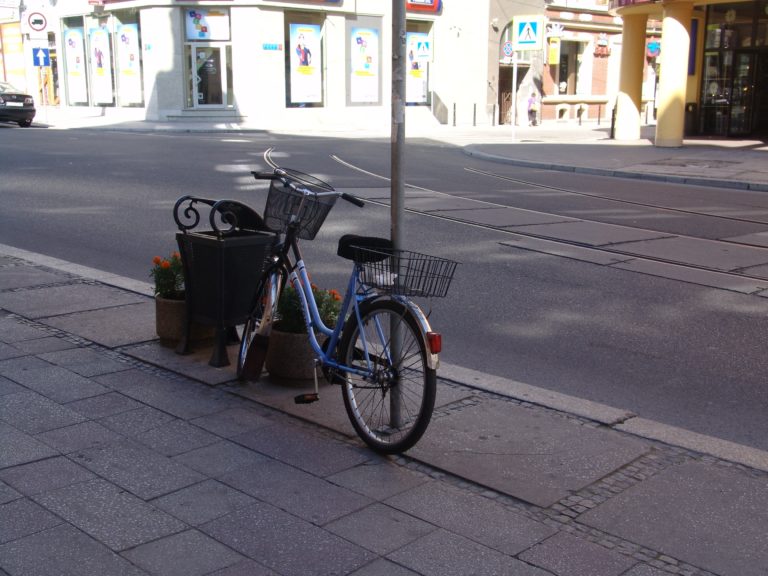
[237,268,282,381]
[339,299,436,453]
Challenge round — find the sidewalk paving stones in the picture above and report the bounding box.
[519,532,638,576]
[580,461,768,576]
[0,391,86,435]
[0,524,148,576]
[0,456,96,496]
[0,267,69,290]
[121,529,246,576]
[3,365,108,403]
[33,478,187,551]
[0,282,145,319]
[219,459,373,526]
[150,479,258,526]
[387,530,552,576]
[71,439,206,499]
[200,502,375,576]
[410,399,648,507]
[42,302,156,348]
[384,482,556,556]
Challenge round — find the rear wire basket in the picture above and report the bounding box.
[352,247,458,298]
[264,169,336,240]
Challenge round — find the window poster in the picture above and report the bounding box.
[350,27,379,103]
[64,28,88,104]
[89,26,114,104]
[117,24,142,104]
[289,23,322,104]
[406,32,430,103]
[185,9,230,41]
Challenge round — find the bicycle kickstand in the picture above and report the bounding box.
[294,359,321,404]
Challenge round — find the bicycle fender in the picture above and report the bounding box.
[401,299,440,371]
[360,295,440,370]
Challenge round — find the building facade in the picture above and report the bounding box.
[5,0,762,143]
[1,0,554,130]
[612,0,768,146]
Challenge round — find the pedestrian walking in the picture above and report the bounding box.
[527,92,539,126]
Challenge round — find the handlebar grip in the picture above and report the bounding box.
[341,193,365,207]
[251,171,279,180]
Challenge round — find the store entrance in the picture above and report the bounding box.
[186,44,229,108]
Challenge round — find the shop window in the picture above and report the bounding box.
[406,21,432,105]
[706,3,757,49]
[556,40,585,95]
[346,16,382,105]
[86,15,115,105]
[62,12,144,108]
[62,17,89,105]
[114,12,143,106]
[757,0,768,47]
[285,12,325,108]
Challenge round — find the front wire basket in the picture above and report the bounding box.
[264,169,336,240]
[352,247,458,298]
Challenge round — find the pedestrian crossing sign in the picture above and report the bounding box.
[512,16,544,51]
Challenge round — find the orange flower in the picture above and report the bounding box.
[152,256,162,265]
[329,289,342,301]
[160,260,171,269]
[171,251,181,260]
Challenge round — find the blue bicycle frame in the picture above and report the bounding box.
[285,254,383,380]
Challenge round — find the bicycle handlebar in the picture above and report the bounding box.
[251,169,364,207]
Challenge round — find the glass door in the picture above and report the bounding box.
[753,53,768,136]
[729,52,754,135]
[188,44,226,107]
[700,51,732,135]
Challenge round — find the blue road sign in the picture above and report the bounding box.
[33,48,50,67]
[512,16,544,51]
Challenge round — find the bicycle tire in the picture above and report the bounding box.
[338,298,436,453]
[237,268,283,381]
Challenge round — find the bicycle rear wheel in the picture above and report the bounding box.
[237,268,283,381]
[339,299,436,453]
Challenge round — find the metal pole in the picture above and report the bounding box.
[392,0,405,253]
[511,52,518,140]
[390,0,406,428]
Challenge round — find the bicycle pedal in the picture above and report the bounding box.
[294,393,319,404]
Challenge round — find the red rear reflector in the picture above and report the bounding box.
[427,332,442,354]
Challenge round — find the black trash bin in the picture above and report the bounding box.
[174,196,274,367]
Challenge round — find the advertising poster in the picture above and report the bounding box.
[64,28,88,104]
[186,9,230,41]
[89,26,114,104]
[117,24,142,104]
[289,23,322,104]
[406,32,430,103]
[350,27,379,103]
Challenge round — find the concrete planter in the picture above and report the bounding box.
[155,295,214,348]
[265,326,317,381]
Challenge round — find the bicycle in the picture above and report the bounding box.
[237,167,458,453]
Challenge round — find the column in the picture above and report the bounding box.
[614,13,647,140]
[654,1,693,147]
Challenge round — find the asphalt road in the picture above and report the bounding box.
[3,127,768,452]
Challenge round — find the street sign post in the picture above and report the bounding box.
[33,47,50,67]
[511,16,544,51]
[509,16,544,140]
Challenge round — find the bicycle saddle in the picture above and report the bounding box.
[337,234,392,262]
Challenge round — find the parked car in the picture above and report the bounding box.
[0,81,36,127]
